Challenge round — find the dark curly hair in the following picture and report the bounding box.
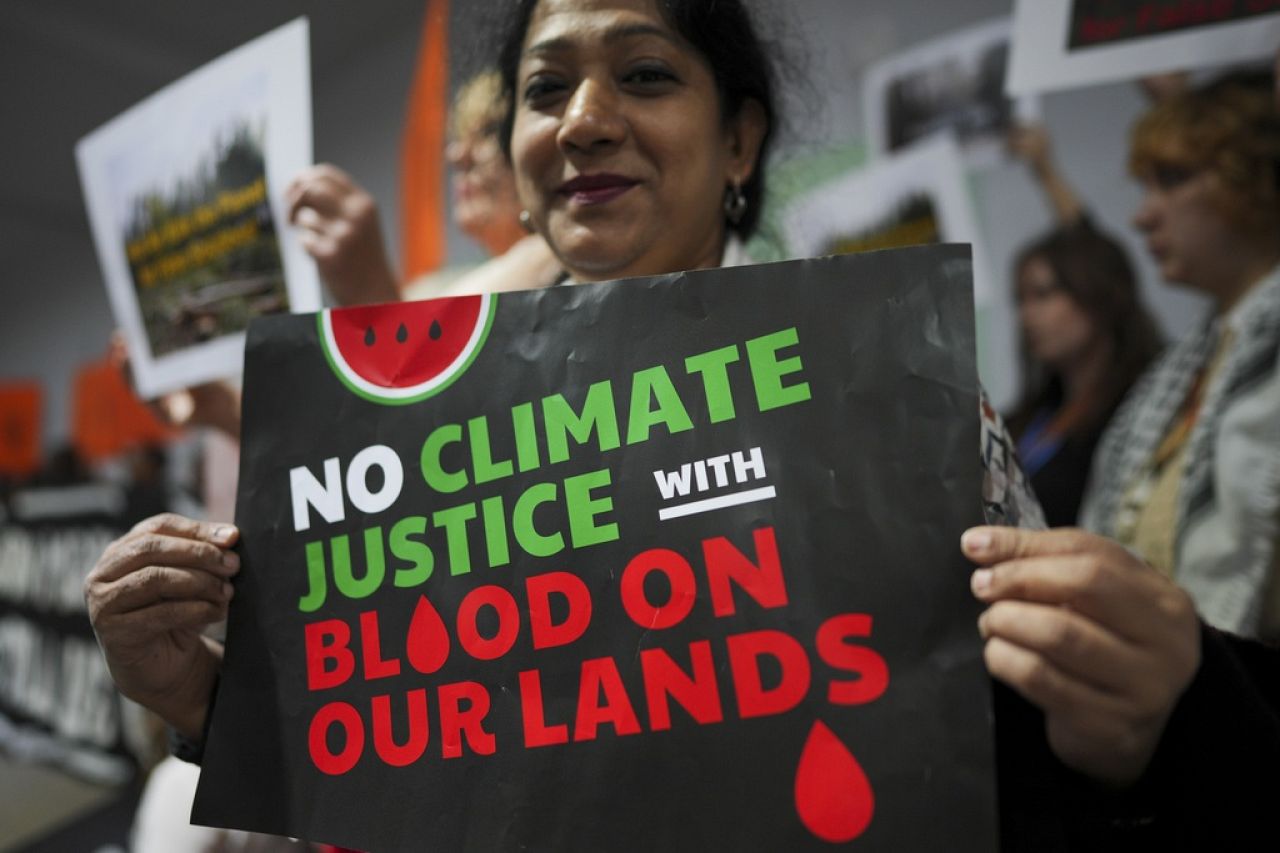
[1130,72,1280,236]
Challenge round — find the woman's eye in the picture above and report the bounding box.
[624,66,677,87]
[522,76,567,106]
[1151,164,1195,190]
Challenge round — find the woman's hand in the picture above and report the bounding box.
[145,380,241,439]
[108,332,242,440]
[84,514,241,739]
[1007,124,1054,176]
[962,526,1201,787]
[286,164,400,306]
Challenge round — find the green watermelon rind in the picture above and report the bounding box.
[317,294,497,406]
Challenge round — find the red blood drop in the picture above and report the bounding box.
[405,594,451,675]
[794,719,875,843]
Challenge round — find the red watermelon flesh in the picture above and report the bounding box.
[329,296,484,389]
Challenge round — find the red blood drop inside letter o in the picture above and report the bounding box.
[620,548,696,629]
[309,701,365,775]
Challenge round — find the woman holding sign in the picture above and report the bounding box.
[85,2,1276,850]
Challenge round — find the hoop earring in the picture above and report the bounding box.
[519,210,534,233]
[723,182,747,226]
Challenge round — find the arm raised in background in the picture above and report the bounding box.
[286,164,400,307]
[1008,125,1085,227]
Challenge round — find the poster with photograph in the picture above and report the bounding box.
[192,248,997,851]
[76,18,319,399]
[1007,0,1280,95]
[781,135,992,303]
[864,17,1040,169]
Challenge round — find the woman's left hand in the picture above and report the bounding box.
[962,526,1201,788]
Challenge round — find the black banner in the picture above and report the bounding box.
[0,484,141,783]
[193,247,996,851]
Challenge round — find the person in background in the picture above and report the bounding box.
[403,70,562,299]
[286,70,558,308]
[1081,73,1280,642]
[1005,126,1163,525]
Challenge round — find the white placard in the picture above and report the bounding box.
[1007,0,1280,96]
[76,18,319,399]
[782,135,992,303]
[864,17,1040,170]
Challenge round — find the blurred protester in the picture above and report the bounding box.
[1081,74,1280,641]
[1005,126,1163,526]
[285,70,558,308]
[404,70,562,298]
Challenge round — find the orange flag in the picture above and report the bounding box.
[400,0,450,284]
[71,357,176,464]
[0,383,41,477]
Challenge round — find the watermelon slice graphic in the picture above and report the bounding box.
[318,294,496,405]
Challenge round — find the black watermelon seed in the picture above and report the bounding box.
[396,322,408,343]
[364,326,375,346]
[429,319,442,340]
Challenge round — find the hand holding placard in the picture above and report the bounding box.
[963,525,1201,787]
[84,515,241,739]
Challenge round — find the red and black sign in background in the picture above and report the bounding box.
[1068,0,1280,50]
[193,246,996,850]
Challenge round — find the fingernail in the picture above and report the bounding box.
[222,583,234,599]
[971,569,992,596]
[977,611,990,637]
[222,551,240,571]
[962,529,992,556]
[214,526,235,544]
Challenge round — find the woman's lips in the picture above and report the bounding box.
[558,174,638,205]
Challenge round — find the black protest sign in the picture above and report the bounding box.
[192,246,996,851]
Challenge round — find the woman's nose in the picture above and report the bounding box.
[446,138,471,170]
[1132,190,1159,232]
[557,78,625,153]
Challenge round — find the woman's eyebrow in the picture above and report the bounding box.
[525,23,679,57]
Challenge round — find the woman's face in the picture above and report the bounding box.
[1016,255,1099,371]
[1131,162,1239,293]
[509,0,765,281]
[447,115,525,253]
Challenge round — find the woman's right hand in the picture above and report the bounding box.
[84,514,241,739]
[963,526,1201,787]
